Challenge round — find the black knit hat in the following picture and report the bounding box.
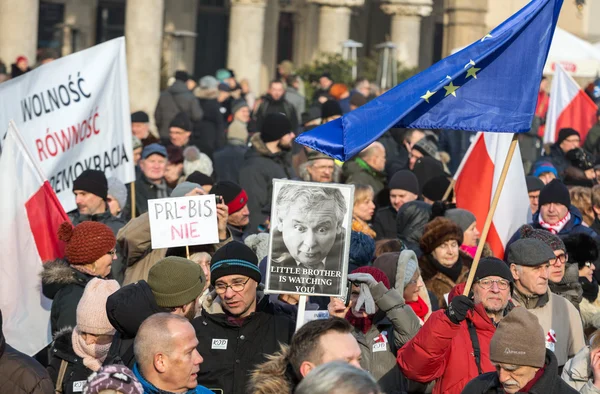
[212,181,248,214]
[186,171,214,187]
[473,257,514,284]
[131,111,149,123]
[422,175,452,202]
[563,233,599,269]
[73,169,108,200]
[539,179,570,208]
[321,100,343,119]
[525,176,545,193]
[557,128,580,145]
[175,70,189,82]
[169,112,192,131]
[260,113,293,143]
[210,241,261,285]
[389,170,419,195]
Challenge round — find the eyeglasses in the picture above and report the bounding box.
[107,249,117,257]
[215,278,250,295]
[477,278,510,290]
[550,254,568,265]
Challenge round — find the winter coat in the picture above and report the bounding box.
[193,97,227,159]
[342,158,387,197]
[41,259,101,334]
[47,328,94,394]
[372,205,398,240]
[462,349,578,394]
[585,123,600,157]
[0,330,53,394]
[213,139,248,184]
[419,253,470,309]
[353,282,420,394]
[192,292,295,394]
[68,207,127,284]
[438,129,477,175]
[123,174,172,219]
[118,212,231,285]
[104,280,167,368]
[284,87,305,126]
[580,294,600,330]
[548,263,583,311]
[396,201,432,256]
[511,288,585,367]
[541,143,589,185]
[155,80,204,139]
[239,133,295,232]
[254,95,298,132]
[247,345,298,394]
[132,363,213,394]
[378,131,409,177]
[562,346,600,394]
[397,299,499,394]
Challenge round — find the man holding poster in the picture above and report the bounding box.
[266,180,353,296]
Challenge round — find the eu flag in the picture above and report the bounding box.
[296,0,563,161]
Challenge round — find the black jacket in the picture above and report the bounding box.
[239,133,295,232]
[41,260,100,334]
[68,206,127,283]
[373,205,398,240]
[193,98,227,159]
[47,328,94,394]
[396,201,432,257]
[254,95,298,132]
[461,349,578,394]
[192,294,295,394]
[155,80,204,139]
[104,280,167,368]
[214,140,248,184]
[123,174,172,218]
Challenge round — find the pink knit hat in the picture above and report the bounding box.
[76,278,120,335]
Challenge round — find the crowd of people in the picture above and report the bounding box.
[4,60,600,394]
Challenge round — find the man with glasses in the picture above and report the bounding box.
[397,257,514,394]
[301,151,337,183]
[193,241,295,394]
[543,127,588,181]
[507,238,585,369]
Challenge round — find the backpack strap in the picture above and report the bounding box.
[467,319,483,375]
[55,359,68,394]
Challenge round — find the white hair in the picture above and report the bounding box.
[295,361,382,394]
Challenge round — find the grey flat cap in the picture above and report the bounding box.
[506,238,556,267]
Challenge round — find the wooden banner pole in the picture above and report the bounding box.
[130,182,136,219]
[186,245,190,259]
[442,179,456,202]
[463,133,519,296]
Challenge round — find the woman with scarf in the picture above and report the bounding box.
[352,184,377,239]
[328,266,421,394]
[42,221,117,334]
[419,217,469,309]
[48,278,120,393]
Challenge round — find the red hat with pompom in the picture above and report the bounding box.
[57,221,116,265]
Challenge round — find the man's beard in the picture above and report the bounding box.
[278,141,292,151]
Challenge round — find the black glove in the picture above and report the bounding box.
[445,295,475,325]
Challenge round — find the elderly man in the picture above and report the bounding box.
[211,181,250,242]
[300,151,337,183]
[167,112,194,149]
[192,242,295,394]
[269,183,348,295]
[249,318,361,394]
[462,307,577,394]
[343,141,387,196]
[397,257,515,394]
[526,175,545,215]
[373,170,419,239]
[133,313,212,393]
[507,238,585,368]
[131,111,159,147]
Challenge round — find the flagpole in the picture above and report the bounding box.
[463,133,519,296]
[442,179,456,202]
[130,182,136,219]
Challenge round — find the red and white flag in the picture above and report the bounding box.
[454,133,530,258]
[0,121,68,355]
[545,63,597,145]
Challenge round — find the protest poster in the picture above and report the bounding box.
[148,195,219,249]
[265,180,353,297]
[0,37,134,213]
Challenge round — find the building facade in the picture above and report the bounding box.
[0,0,596,119]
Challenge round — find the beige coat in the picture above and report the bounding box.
[561,345,600,394]
[580,296,600,330]
[512,289,586,367]
[118,212,231,285]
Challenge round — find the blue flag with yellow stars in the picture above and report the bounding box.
[295,0,563,161]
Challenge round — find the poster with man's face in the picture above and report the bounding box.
[265,179,353,297]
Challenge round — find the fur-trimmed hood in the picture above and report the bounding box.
[41,259,94,300]
[248,344,295,394]
[50,326,78,361]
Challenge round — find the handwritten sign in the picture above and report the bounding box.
[148,195,218,249]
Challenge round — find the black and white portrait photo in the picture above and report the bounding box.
[265,180,353,297]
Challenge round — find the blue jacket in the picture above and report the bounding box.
[133,364,212,394]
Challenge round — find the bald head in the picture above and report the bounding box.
[358,142,386,172]
[134,313,189,371]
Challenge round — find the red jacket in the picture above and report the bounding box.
[396,286,497,394]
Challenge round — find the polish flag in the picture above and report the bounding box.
[545,63,597,145]
[454,133,530,258]
[0,121,68,355]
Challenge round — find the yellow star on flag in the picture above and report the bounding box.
[444,81,460,97]
[466,66,481,79]
[421,90,436,103]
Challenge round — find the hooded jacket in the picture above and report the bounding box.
[41,259,101,334]
[192,291,295,394]
[462,349,578,394]
[155,80,204,138]
[396,201,433,256]
[397,283,506,394]
[103,280,168,368]
[419,251,470,309]
[0,312,53,394]
[248,345,297,394]
[239,133,296,232]
[47,327,95,394]
[561,346,600,394]
[342,158,386,197]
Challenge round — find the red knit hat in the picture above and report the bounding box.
[351,266,390,289]
[57,221,116,265]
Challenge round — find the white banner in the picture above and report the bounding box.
[0,37,134,213]
[148,195,219,249]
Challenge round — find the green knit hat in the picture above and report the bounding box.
[147,256,206,308]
